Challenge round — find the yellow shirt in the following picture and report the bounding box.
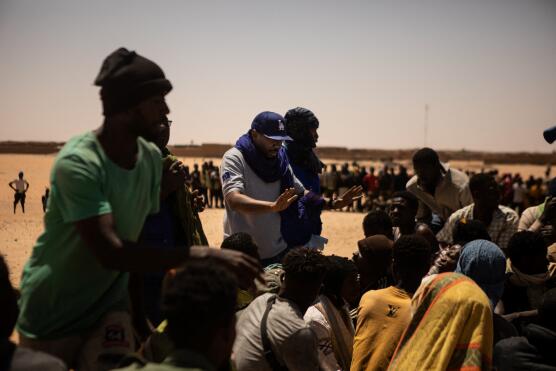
[351,286,411,371]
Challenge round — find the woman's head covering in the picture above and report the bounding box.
[455,239,506,308]
[389,273,493,371]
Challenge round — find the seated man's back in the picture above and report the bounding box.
[233,293,319,371]
[351,287,411,371]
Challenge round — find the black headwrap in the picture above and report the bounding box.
[284,107,324,175]
[94,47,173,116]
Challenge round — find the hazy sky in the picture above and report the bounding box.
[1,0,555,152]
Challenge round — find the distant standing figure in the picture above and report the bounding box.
[42,188,50,213]
[9,171,29,214]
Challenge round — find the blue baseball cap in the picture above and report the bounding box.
[251,111,292,141]
[544,126,556,144]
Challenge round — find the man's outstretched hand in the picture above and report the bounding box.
[270,188,299,212]
[333,185,364,209]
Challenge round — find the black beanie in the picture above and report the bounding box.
[94,47,173,116]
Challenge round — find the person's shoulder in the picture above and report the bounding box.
[55,132,102,164]
[498,205,519,220]
[304,304,326,324]
[359,287,394,305]
[246,292,273,311]
[58,131,97,155]
[222,147,244,166]
[447,167,469,188]
[406,175,419,190]
[521,205,540,218]
[223,146,242,159]
[137,137,162,158]
[53,132,103,175]
[447,204,470,220]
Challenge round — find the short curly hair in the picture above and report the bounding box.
[221,232,259,259]
[412,147,440,167]
[322,255,357,299]
[283,247,328,283]
[162,258,237,348]
[363,210,393,239]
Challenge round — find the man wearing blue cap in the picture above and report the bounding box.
[221,111,306,265]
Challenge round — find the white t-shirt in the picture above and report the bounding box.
[304,305,342,371]
[233,293,319,371]
[220,147,304,259]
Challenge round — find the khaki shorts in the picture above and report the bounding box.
[19,311,135,371]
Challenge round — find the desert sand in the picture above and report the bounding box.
[0,154,365,287]
[0,153,550,287]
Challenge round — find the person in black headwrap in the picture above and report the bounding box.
[283,107,363,248]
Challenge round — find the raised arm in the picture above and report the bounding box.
[225,188,298,214]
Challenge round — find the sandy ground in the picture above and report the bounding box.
[0,154,366,288]
[0,153,550,288]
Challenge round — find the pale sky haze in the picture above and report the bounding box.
[0,0,555,152]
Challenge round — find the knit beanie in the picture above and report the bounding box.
[94,47,172,115]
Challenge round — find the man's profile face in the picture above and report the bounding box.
[131,94,170,142]
[251,129,283,159]
[309,127,319,145]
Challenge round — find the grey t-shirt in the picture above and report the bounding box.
[220,147,304,259]
[11,346,67,370]
[232,293,319,371]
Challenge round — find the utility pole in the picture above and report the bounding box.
[424,104,429,147]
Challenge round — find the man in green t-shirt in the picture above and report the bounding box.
[16,48,261,371]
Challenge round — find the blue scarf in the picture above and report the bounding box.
[455,239,506,308]
[235,133,293,187]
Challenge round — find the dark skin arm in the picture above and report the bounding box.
[74,213,263,286]
[322,185,364,210]
[160,159,186,201]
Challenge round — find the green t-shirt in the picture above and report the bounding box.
[17,131,162,339]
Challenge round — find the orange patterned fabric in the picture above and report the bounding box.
[388,273,493,371]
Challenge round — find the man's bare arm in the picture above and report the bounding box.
[76,214,190,272]
[225,188,298,214]
[74,213,263,284]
